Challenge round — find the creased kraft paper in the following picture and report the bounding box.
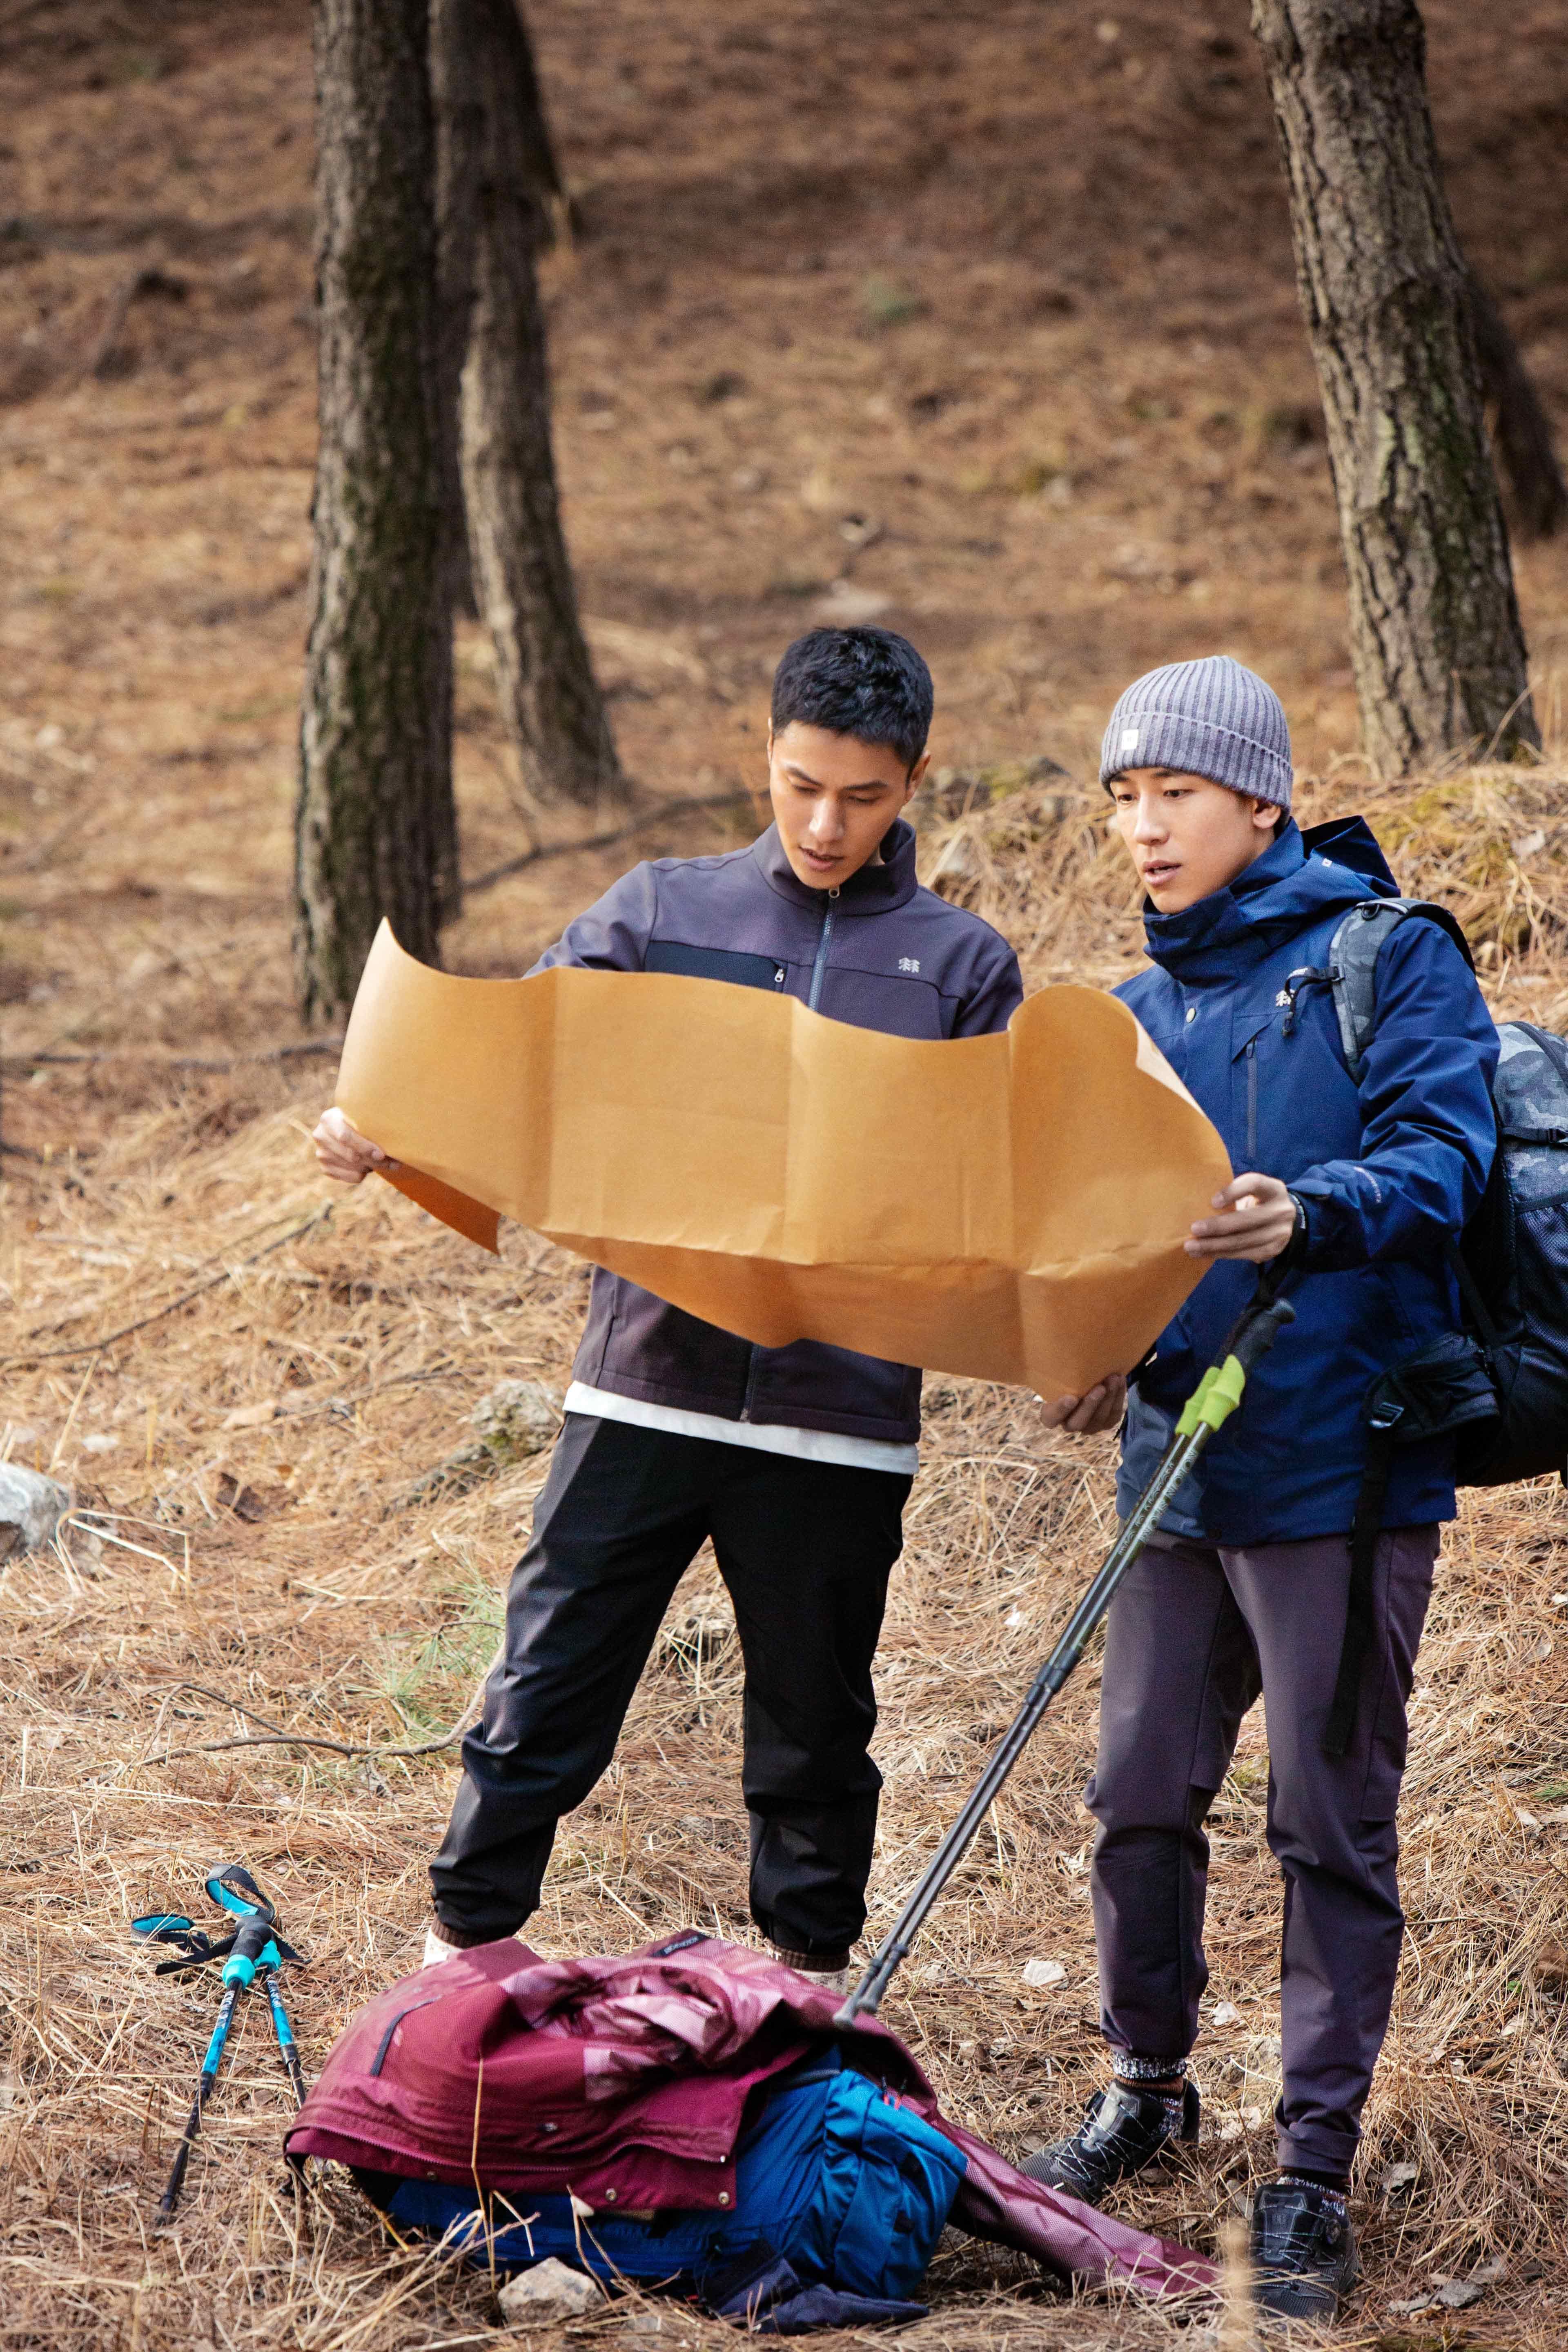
[335,921,1231,1397]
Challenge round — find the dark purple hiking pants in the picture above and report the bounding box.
[1084,1525,1438,2175]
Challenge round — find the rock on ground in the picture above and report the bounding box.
[0,1465,70,1559]
[388,1379,562,1512]
[470,1378,561,1462]
[496,2257,606,2325]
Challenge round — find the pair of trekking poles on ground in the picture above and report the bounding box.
[134,1864,307,2222]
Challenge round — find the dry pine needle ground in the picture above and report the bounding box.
[3,767,1567,2352]
[6,3,1568,2343]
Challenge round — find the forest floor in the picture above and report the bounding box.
[3,2,1568,2348]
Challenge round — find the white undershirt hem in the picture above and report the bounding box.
[564,1381,918,1477]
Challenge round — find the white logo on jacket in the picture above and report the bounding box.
[898,957,921,975]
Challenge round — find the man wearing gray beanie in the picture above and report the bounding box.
[1029,656,1499,2320]
[1101,652,1295,818]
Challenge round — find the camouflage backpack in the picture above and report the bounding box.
[1317,898,1568,1756]
[1329,897,1568,1489]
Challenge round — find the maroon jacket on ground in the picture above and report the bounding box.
[286,1933,1213,2300]
[532,819,1023,1446]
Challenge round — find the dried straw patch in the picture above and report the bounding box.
[3,772,1568,2350]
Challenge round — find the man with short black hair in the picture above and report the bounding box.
[314,627,1022,1989]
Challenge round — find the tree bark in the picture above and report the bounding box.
[295,0,455,1024]
[1468,276,1568,542]
[1251,0,1538,771]
[461,0,624,811]
[490,0,567,218]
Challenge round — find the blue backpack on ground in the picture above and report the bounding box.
[357,2045,967,2324]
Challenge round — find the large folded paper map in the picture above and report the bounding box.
[335,922,1230,1397]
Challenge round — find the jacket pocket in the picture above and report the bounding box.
[1230,1007,1280,1167]
[368,1994,443,2078]
[644,941,784,991]
[824,965,947,1040]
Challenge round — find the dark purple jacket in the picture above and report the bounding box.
[530,819,1023,1444]
[285,1932,1211,2297]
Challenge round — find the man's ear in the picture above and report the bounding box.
[902,751,931,804]
[1250,797,1282,833]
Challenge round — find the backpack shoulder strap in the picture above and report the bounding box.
[1327,897,1475,1081]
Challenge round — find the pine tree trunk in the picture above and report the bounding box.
[1250,0,1538,771]
[431,0,482,624]
[1468,276,1568,543]
[461,0,624,811]
[295,0,455,1023]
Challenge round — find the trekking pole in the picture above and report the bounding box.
[261,1963,308,2107]
[835,1273,1296,2029]
[197,1870,309,2110]
[157,1955,250,2221]
[135,1865,306,2221]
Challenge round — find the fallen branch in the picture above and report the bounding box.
[0,1205,334,1369]
[135,1666,497,1768]
[260,1361,464,1426]
[461,788,753,898]
[1,1039,343,1076]
[19,1204,328,1345]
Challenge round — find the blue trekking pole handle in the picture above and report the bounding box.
[835,1278,1295,2030]
[208,1864,306,2098]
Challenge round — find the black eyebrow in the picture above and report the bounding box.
[780,762,891,791]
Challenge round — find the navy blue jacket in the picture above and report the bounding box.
[531,818,1023,1444]
[1114,818,1498,1544]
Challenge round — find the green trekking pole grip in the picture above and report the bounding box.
[1175,1291,1295,1438]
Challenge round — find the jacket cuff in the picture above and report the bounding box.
[1278,1191,1311,1275]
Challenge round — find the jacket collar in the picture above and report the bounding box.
[1141,817,1393,985]
[751,817,920,915]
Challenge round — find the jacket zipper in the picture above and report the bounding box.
[807,889,839,1012]
[747,889,846,1421]
[1246,1038,1258,1162]
[748,889,836,1419]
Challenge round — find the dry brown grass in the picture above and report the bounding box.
[6,7,1568,2346]
[4,770,1568,2351]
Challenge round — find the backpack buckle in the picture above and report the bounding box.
[1278,965,1341,1038]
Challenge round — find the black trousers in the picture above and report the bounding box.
[1084,1525,1438,2175]
[430,1413,911,1952]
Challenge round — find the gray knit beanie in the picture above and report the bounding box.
[1100,655,1293,811]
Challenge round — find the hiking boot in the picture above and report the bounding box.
[1250,2177,1358,2321]
[1020,2077,1199,2205]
